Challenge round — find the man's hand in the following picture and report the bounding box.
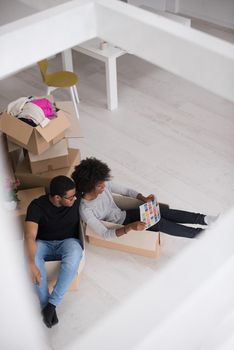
[137,193,155,203]
[130,221,146,231]
[29,263,41,285]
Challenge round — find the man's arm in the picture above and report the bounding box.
[24,221,41,284]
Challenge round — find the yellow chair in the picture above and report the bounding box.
[37,59,80,119]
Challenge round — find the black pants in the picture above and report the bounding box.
[123,204,206,238]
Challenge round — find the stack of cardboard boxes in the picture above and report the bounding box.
[0,100,82,191]
[0,99,84,290]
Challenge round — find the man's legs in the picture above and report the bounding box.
[49,238,83,306]
[35,238,83,328]
[34,240,54,308]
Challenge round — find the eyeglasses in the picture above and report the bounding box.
[62,193,77,201]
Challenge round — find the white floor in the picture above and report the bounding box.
[0,18,234,350]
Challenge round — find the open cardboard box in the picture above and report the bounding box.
[0,133,19,180]
[28,138,69,174]
[0,109,70,155]
[85,195,161,258]
[15,148,80,191]
[6,136,21,152]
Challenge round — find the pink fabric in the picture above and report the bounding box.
[31,98,55,119]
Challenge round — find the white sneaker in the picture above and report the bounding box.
[204,214,219,226]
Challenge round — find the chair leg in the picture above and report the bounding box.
[73,85,80,104]
[70,87,80,120]
[47,86,56,95]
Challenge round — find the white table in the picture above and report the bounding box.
[62,38,126,111]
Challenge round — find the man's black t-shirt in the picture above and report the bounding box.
[25,194,81,241]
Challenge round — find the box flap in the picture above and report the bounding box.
[16,148,80,177]
[28,138,68,162]
[0,112,33,144]
[35,110,70,142]
[56,101,83,138]
[6,137,21,152]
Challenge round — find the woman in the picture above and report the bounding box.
[72,158,217,240]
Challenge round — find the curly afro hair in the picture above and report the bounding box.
[71,157,111,195]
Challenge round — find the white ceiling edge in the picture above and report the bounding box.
[0,0,234,101]
[0,0,96,79]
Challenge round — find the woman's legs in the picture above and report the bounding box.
[159,205,206,225]
[123,208,140,224]
[148,218,203,238]
[124,207,204,238]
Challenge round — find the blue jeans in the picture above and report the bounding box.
[35,238,83,308]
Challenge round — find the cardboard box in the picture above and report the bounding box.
[16,187,46,239]
[15,148,80,191]
[85,195,160,258]
[6,136,21,152]
[0,110,70,155]
[56,101,83,138]
[5,136,24,171]
[0,133,16,181]
[28,138,69,174]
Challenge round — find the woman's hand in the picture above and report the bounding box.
[144,194,155,202]
[137,193,155,203]
[129,221,146,231]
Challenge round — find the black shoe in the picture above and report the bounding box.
[42,302,56,328]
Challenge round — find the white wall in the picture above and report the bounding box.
[20,0,234,29]
[178,0,234,29]
[96,0,234,103]
[1,0,234,102]
[67,211,234,350]
[128,0,167,11]
[19,0,68,10]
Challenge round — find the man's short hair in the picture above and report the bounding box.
[72,157,111,194]
[50,176,75,197]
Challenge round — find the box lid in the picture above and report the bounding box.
[0,112,33,144]
[35,110,70,142]
[16,148,80,177]
[28,138,68,162]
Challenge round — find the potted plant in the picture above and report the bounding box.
[3,177,20,210]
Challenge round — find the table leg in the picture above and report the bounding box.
[61,49,74,71]
[105,57,118,110]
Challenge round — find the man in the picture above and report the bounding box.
[24,175,83,328]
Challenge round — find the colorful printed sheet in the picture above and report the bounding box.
[139,199,161,229]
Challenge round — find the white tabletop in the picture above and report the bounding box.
[73,37,126,59]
